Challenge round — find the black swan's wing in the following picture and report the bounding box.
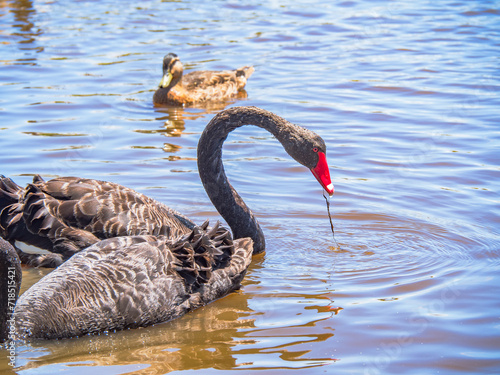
[13,222,253,340]
[0,175,195,260]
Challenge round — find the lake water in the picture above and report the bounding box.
[1,0,499,374]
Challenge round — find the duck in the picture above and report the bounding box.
[0,106,334,267]
[152,53,254,106]
[0,224,253,341]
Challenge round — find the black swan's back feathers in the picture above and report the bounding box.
[171,220,236,290]
[13,222,253,340]
[0,175,195,261]
[0,176,53,251]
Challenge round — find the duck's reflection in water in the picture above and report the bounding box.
[136,99,249,159]
[137,101,240,139]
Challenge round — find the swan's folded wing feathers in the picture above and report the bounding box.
[38,177,100,200]
[31,206,46,221]
[74,197,100,226]
[206,221,221,237]
[57,200,81,225]
[169,221,239,291]
[32,174,45,184]
[196,237,253,304]
[191,233,203,248]
[0,203,23,236]
[213,231,229,243]
[0,194,56,251]
[0,176,23,201]
[175,268,199,288]
[51,227,100,256]
[13,226,253,339]
[200,219,210,230]
[10,176,195,258]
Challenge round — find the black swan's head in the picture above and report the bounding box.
[279,125,334,195]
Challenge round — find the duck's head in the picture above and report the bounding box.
[159,53,184,89]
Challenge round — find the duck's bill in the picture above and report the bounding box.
[159,72,173,88]
[311,151,334,195]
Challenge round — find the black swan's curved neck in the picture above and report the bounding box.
[197,106,322,254]
[0,239,21,343]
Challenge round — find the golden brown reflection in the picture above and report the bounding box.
[14,294,249,373]
[129,98,250,159]
[132,102,243,154]
[14,260,338,373]
[150,95,247,136]
[153,91,248,111]
[2,0,42,55]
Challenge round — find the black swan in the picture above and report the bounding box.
[0,106,334,267]
[0,225,253,342]
[153,53,254,106]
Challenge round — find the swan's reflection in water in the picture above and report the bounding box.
[14,257,339,374]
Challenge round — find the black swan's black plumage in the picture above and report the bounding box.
[0,223,252,342]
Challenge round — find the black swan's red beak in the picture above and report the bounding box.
[311,151,334,195]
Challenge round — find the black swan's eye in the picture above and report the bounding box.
[313,147,319,153]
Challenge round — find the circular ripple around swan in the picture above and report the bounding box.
[259,210,495,303]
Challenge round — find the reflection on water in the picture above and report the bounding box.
[3,0,41,54]
[1,0,499,374]
[13,260,337,374]
[15,294,255,373]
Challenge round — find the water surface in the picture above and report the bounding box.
[1,0,499,374]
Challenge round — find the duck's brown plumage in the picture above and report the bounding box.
[153,53,254,106]
[0,223,253,341]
